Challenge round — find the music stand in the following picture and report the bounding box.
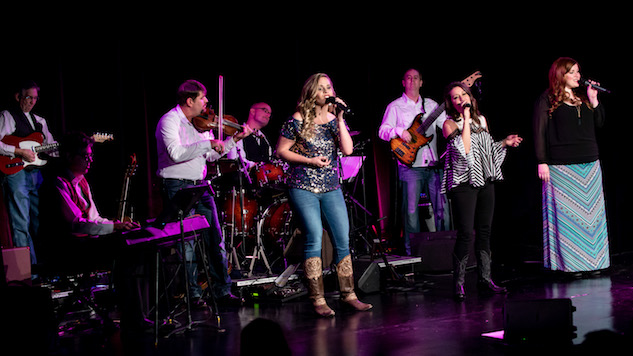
[152,183,210,228]
[152,183,223,343]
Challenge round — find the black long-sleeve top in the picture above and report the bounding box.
[533,91,606,165]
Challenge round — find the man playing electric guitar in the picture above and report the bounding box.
[379,68,450,255]
[0,80,57,271]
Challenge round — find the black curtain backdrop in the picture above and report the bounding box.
[1,9,629,265]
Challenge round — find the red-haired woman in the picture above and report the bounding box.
[533,57,609,275]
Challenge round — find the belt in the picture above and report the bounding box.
[163,178,205,185]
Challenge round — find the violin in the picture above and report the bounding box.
[193,107,244,136]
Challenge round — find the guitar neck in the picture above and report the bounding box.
[416,101,446,134]
[34,143,59,154]
[414,71,482,134]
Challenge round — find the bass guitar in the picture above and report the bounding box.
[0,132,113,175]
[390,71,482,166]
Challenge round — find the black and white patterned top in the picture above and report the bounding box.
[441,116,507,194]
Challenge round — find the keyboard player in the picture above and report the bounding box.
[37,131,143,331]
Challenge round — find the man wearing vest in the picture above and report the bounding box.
[227,102,273,168]
[0,80,56,270]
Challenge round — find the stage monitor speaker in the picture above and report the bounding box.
[503,298,577,345]
[2,247,31,284]
[410,231,476,272]
[353,259,381,294]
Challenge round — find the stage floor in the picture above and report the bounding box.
[51,255,633,355]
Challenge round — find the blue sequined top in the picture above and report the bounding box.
[280,117,340,193]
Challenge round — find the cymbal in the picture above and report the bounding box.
[349,130,361,136]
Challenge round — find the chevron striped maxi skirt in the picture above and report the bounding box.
[543,160,610,272]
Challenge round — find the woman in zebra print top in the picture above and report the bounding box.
[441,82,522,301]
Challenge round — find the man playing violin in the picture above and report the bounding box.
[156,79,252,306]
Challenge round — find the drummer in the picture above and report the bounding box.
[226,102,273,168]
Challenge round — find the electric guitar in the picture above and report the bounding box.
[389,71,483,166]
[0,132,113,175]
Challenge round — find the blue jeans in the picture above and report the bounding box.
[399,165,450,255]
[162,179,231,298]
[288,188,350,264]
[2,169,42,265]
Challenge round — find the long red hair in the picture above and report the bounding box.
[547,57,590,116]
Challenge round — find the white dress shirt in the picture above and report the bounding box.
[378,93,447,167]
[156,105,237,180]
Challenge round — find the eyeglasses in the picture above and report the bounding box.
[255,107,271,115]
[22,95,39,101]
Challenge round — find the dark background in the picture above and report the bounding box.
[1,8,628,266]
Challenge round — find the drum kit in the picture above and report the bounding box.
[209,157,293,277]
[208,138,372,279]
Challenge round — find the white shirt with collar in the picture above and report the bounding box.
[379,93,447,168]
[156,105,237,180]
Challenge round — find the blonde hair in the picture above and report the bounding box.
[296,73,335,140]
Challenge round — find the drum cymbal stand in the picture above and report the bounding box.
[337,143,373,256]
[248,213,273,277]
[225,188,242,274]
[227,148,254,275]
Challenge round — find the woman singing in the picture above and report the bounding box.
[276,73,371,317]
[533,57,609,275]
[441,82,522,301]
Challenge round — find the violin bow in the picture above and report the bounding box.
[218,75,224,141]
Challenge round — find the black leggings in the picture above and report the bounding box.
[448,182,495,260]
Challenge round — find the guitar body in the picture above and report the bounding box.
[389,115,434,166]
[0,132,51,175]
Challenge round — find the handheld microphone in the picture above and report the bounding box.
[325,97,353,115]
[462,103,472,109]
[581,78,611,94]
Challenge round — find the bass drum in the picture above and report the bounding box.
[260,198,294,244]
[259,198,333,267]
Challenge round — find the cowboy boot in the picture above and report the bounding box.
[337,255,372,311]
[304,257,335,317]
[476,250,507,294]
[453,254,469,301]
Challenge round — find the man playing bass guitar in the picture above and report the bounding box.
[379,68,450,256]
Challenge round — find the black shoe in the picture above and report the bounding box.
[454,284,466,302]
[217,293,244,307]
[477,279,507,294]
[192,297,207,309]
